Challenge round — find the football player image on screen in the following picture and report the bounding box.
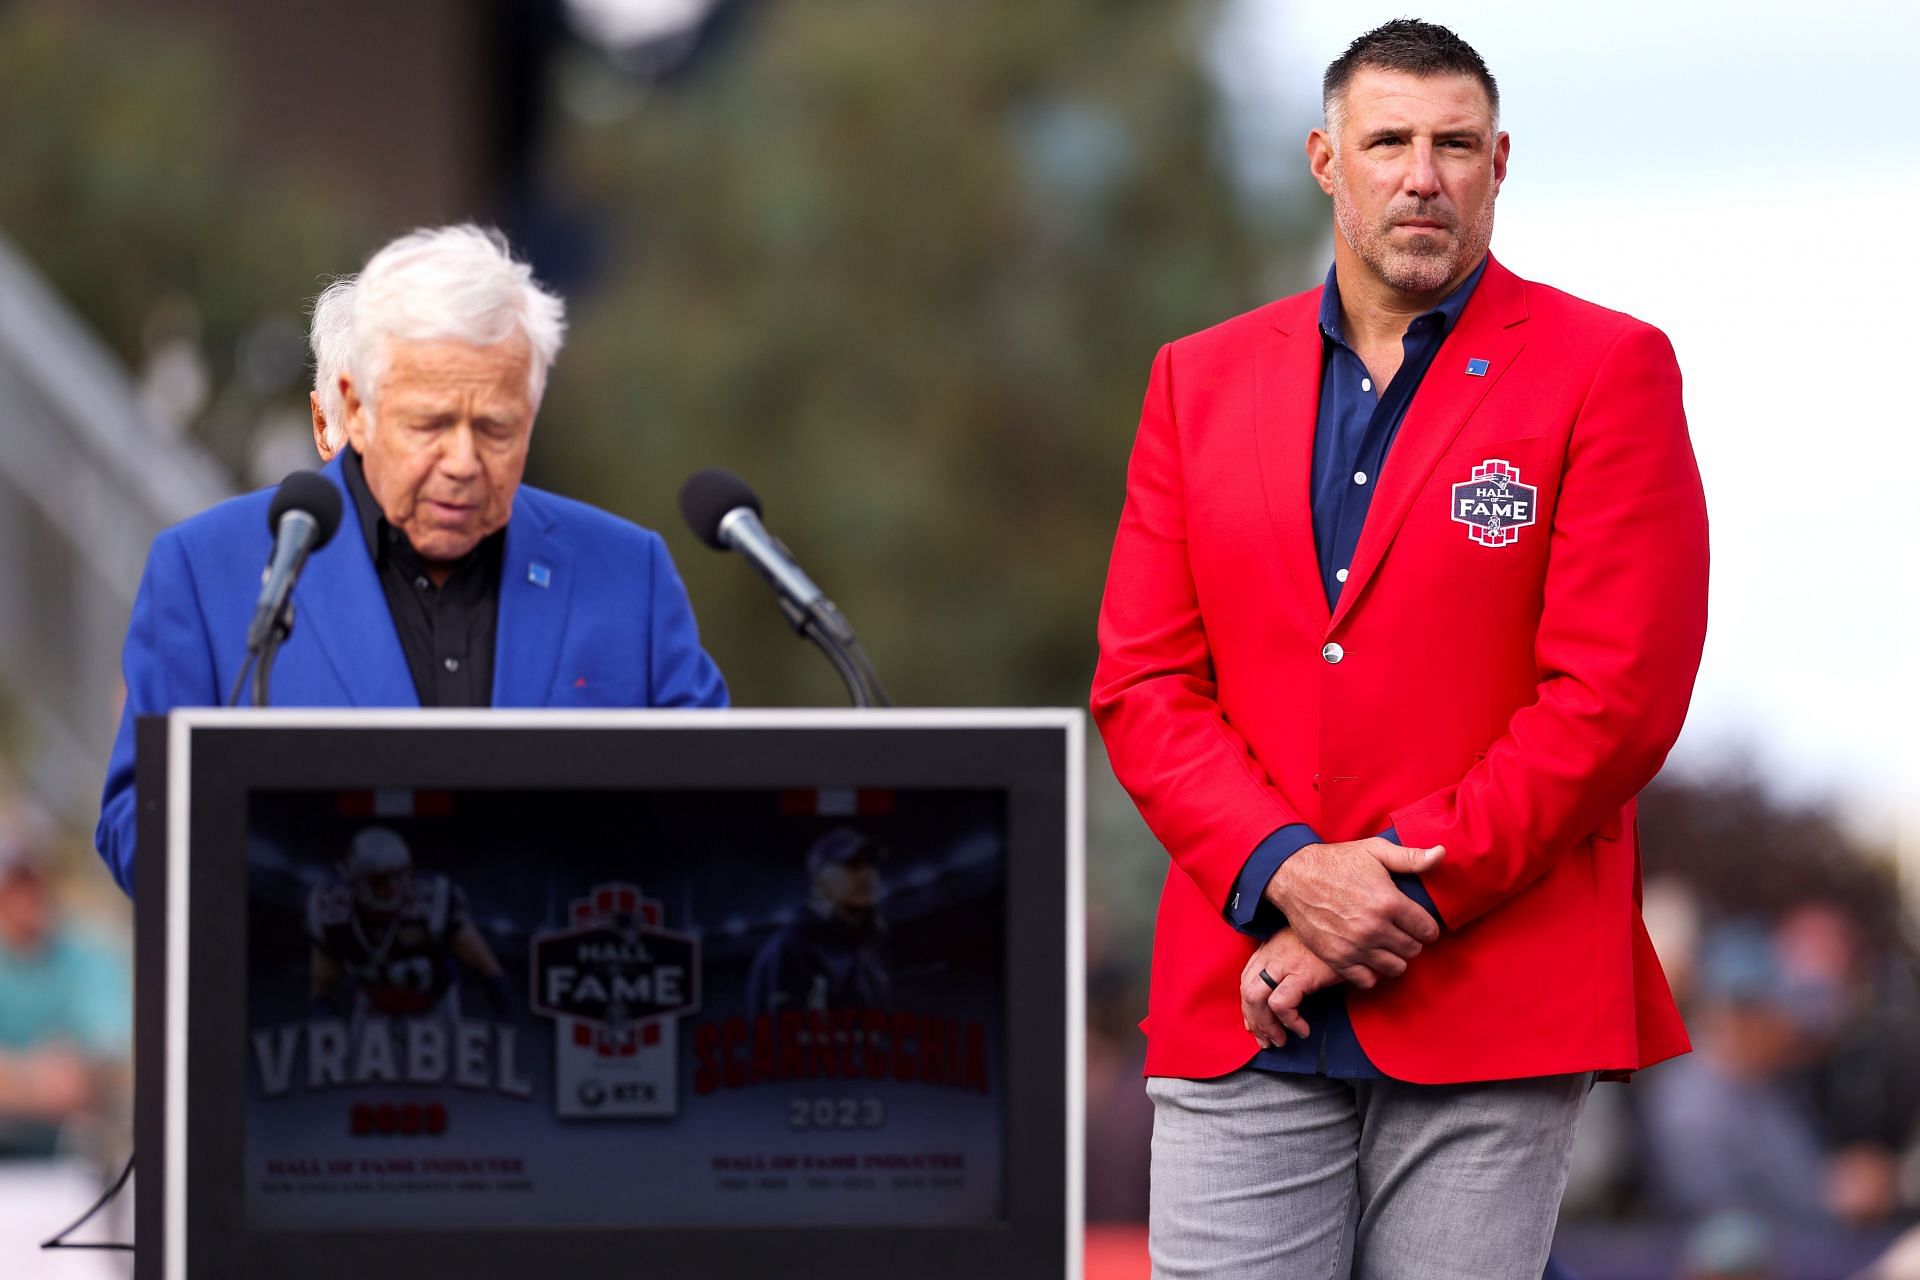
[746,826,894,1017]
[306,826,512,1022]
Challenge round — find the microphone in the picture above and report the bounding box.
[247,471,343,653]
[678,468,890,707]
[678,468,829,616]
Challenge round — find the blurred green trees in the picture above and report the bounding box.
[537,0,1316,709]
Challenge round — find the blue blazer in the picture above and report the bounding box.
[94,456,728,893]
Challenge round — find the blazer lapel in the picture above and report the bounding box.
[492,489,574,708]
[1328,257,1530,633]
[1253,292,1335,627]
[298,459,419,707]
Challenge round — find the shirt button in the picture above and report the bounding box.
[1336,568,1349,583]
[443,657,461,673]
[1321,642,1344,664]
[1354,471,1368,485]
[414,576,430,591]
[1361,378,1372,393]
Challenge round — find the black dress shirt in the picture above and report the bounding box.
[341,450,502,707]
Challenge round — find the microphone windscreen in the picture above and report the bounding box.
[267,471,345,550]
[679,468,762,549]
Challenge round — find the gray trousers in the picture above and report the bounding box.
[1147,1069,1592,1280]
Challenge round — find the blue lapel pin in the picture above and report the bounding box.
[528,562,552,589]
[1465,358,1490,377]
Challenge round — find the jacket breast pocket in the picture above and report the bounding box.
[1434,436,1553,538]
[1422,435,1559,625]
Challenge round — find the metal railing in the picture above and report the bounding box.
[0,232,231,824]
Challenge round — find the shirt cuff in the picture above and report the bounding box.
[1379,826,1445,929]
[1226,824,1320,937]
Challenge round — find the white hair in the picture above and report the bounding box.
[309,278,355,451]
[343,224,567,419]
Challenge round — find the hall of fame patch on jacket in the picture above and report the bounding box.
[1450,458,1538,548]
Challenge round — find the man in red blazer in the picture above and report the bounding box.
[1091,19,1708,1279]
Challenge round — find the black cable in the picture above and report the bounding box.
[226,649,258,708]
[775,595,887,706]
[251,631,281,707]
[40,1151,135,1252]
[250,601,293,707]
[791,598,889,708]
[842,635,892,707]
[801,612,873,707]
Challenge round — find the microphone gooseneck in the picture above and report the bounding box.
[677,468,891,708]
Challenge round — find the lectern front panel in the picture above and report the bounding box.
[143,710,1081,1280]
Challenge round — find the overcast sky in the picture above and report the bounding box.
[1207,0,1919,842]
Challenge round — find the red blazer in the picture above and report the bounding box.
[1092,256,1707,1084]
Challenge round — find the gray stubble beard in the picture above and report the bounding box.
[1332,172,1497,297]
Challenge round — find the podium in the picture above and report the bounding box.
[133,709,1083,1280]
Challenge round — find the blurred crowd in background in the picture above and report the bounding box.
[0,2,1912,1277]
[0,801,128,1162]
[1087,774,1920,1278]
[0,790,132,1274]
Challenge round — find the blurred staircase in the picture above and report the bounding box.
[0,232,231,825]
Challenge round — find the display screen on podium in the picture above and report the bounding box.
[245,784,1007,1228]
[136,710,1082,1280]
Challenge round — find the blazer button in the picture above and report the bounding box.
[1321,642,1344,664]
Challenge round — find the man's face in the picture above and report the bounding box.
[0,869,50,954]
[342,336,536,570]
[815,860,882,930]
[1310,68,1508,295]
[352,866,411,918]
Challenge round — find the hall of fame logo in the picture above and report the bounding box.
[530,883,701,1119]
[1450,459,1538,548]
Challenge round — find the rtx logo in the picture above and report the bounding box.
[577,1078,658,1109]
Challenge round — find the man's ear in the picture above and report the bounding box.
[1306,128,1337,196]
[310,392,335,462]
[341,373,370,451]
[1492,130,1511,197]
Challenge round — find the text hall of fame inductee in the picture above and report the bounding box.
[1092,20,1708,1280]
[95,225,729,894]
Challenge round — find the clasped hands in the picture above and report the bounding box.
[1238,837,1444,1049]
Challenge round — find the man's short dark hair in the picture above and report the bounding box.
[1323,19,1499,129]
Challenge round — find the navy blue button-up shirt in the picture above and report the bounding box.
[1224,256,1486,1077]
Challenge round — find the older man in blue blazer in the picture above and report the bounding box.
[95,225,727,894]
